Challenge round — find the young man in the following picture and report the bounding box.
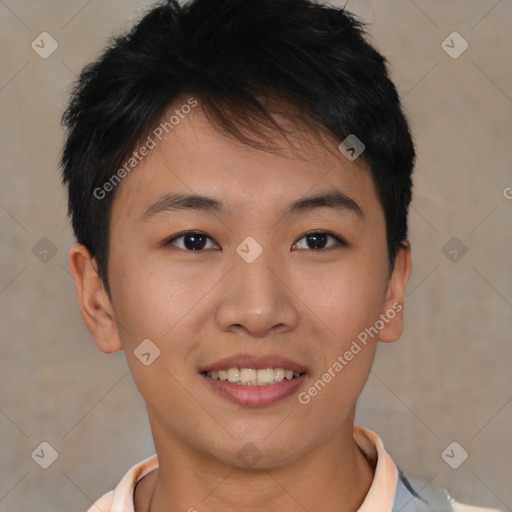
[60,0,501,511]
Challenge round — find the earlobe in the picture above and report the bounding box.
[378,242,412,343]
[68,243,122,354]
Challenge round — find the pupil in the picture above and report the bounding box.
[308,233,327,249]
[184,234,206,250]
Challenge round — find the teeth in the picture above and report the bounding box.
[240,368,257,383]
[203,367,303,385]
[227,368,239,382]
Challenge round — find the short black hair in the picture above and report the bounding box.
[60,0,415,299]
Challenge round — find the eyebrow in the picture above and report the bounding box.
[141,189,364,221]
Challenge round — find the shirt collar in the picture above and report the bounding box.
[353,424,399,512]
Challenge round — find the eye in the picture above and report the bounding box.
[164,230,345,252]
[292,231,345,251]
[164,231,219,251]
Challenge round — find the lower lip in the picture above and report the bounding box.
[200,373,307,407]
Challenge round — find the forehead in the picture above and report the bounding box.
[110,105,381,224]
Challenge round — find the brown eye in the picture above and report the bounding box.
[165,232,218,251]
[292,231,345,251]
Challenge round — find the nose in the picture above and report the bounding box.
[215,248,300,338]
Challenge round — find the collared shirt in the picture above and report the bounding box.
[86,425,502,512]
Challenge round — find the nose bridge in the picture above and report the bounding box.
[235,238,285,310]
[215,237,299,336]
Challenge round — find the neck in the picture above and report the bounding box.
[138,417,375,512]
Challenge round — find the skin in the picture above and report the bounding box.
[69,102,411,512]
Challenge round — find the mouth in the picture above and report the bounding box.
[199,367,308,407]
[198,353,309,407]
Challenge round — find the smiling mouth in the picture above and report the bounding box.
[200,368,306,386]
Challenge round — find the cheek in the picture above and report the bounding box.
[295,334,377,446]
[294,249,387,410]
[302,254,387,339]
[296,265,382,425]
[108,255,196,407]
[108,251,212,389]
[108,251,180,343]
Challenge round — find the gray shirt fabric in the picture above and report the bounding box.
[393,469,454,512]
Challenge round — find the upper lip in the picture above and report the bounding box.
[199,353,308,374]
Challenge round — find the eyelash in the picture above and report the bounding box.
[163,230,346,252]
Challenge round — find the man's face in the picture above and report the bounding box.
[101,105,406,467]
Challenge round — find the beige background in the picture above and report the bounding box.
[1,0,511,510]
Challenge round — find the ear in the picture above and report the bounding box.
[68,243,122,354]
[378,241,412,343]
